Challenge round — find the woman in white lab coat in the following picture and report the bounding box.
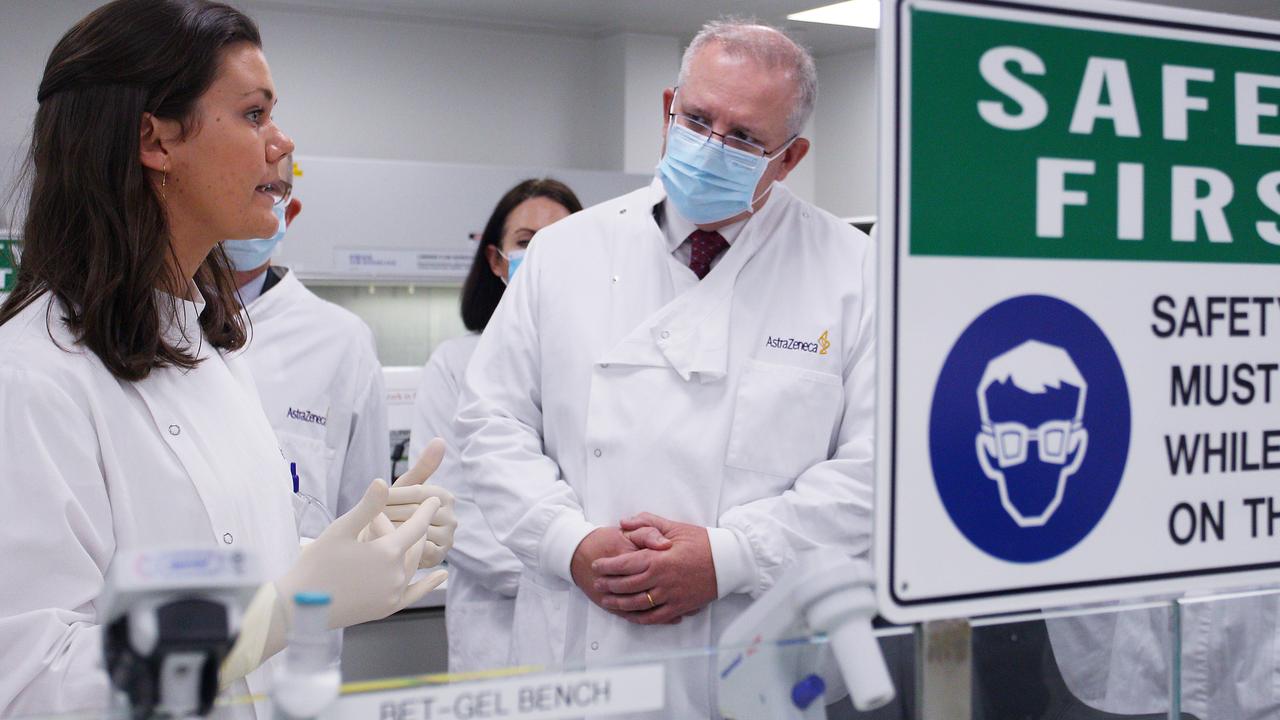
[410,178,581,672]
[0,1,444,715]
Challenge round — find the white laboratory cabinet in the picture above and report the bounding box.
[277,155,651,284]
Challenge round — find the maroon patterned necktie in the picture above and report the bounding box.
[687,229,729,280]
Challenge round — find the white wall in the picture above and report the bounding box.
[0,1,857,224]
[248,4,615,170]
[613,33,681,176]
[0,2,868,362]
[784,115,818,206]
[239,11,684,364]
[310,284,465,366]
[0,2,670,185]
[814,46,878,219]
[0,1,103,221]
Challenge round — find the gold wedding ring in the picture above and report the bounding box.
[646,591,656,608]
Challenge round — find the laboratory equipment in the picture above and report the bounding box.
[717,548,893,719]
[101,547,260,719]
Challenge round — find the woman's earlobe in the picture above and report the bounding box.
[138,113,168,173]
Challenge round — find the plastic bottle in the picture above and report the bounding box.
[272,592,342,719]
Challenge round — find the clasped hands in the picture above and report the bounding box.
[570,513,718,626]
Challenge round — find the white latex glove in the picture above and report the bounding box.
[220,581,281,688]
[277,478,448,629]
[363,438,457,568]
[221,479,448,686]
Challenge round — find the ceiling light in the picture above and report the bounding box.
[787,0,880,29]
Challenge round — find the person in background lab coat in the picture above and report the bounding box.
[1047,596,1280,718]
[223,154,392,541]
[410,178,583,673]
[0,1,447,715]
[457,20,875,717]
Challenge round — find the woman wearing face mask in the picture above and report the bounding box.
[0,2,446,715]
[408,179,582,672]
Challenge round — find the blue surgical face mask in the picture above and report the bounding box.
[223,205,286,271]
[499,248,526,285]
[657,121,793,225]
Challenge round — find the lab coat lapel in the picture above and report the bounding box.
[597,181,675,371]
[130,299,231,541]
[600,181,789,383]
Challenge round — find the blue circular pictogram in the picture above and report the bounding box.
[929,295,1130,563]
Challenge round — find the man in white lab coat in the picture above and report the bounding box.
[225,158,389,539]
[457,20,875,716]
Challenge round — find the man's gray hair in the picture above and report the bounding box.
[677,19,818,137]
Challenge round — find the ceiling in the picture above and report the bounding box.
[246,0,878,55]
[246,0,1280,56]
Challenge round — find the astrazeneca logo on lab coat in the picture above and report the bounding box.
[286,407,327,427]
[765,329,831,355]
[928,295,1130,563]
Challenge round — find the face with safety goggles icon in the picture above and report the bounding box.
[975,340,1089,527]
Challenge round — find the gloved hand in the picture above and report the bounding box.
[277,477,447,629]
[221,478,447,686]
[362,438,457,568]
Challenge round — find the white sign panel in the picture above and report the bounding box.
[334,248,474,281]
[876,0,1280,622]
[334,665,665,720]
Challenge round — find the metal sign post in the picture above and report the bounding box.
[914,619,971,720]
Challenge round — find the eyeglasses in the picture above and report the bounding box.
[982,419,1080,468]
[667,91,797,159]
[266,156,294,206]
[264,180,292,207]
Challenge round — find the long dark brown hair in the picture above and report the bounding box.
[0,0,260,381]
[460,178,583,332]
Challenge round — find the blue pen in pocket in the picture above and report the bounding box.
[289,460,335,539]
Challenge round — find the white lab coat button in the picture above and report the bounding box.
[660,330,671,339]
[619,208,627,215]
[600,363,610,369]
[223,533,234,545]
[611,275,619,284]
[168,424,180,436]
[591,641,599,651]
[594,449,602,458]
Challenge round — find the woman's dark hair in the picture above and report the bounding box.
[0,0,261,381]
[459,178,583,332]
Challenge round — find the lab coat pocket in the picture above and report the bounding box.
[276,431,336,536]
[509,571,572,667]
[725,359,842,479]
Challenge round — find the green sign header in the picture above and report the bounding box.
[910,8,1280,264]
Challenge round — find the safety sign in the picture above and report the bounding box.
[0,237,17,294]
[876,0,1280,622]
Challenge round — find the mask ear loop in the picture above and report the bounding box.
[745,135,800,214]
[496,248,521,287]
